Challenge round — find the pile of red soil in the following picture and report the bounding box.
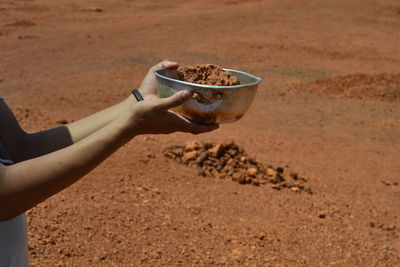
[296,73,400,102]
[163,141,312,193]
[177,64,240,86]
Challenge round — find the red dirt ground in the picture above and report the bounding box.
[1,0,400,266]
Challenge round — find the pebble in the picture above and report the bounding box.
[291,187,300,192]
[266,168,277,177]
[245,177,253,184]
[182,150,199,162]
[185,141,201,151]
[196,151,209,164]
[164,141,312,193]
[208,144,224,158]
[285,183,295,189]
[247,167,258,177]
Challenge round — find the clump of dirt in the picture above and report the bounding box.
[296,73,400,102]
[163,141,312,193]
[177,64,240,86]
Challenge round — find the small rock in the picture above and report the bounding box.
[258,179,267,185]
[285,183,295,189]
[245,177,253,184]
[290,187,300,192]
[201,140,213,149]
[226,158,235,166]
[369,221,375,228]
[269,174,285,184]
[247,167,258,177]
[196,151,209,164]
[266,168,277,177]
[230,149,240,157]
[208,144,225,158]
[182,150,199,162]
[271,185,281,190]
[318,214,326,219]
[185,141,202,151]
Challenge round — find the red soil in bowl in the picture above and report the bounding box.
[177,64,240,86]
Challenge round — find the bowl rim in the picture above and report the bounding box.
[153,68,262,89]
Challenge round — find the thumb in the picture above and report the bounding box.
[157,90,193,110]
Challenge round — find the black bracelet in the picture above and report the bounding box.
[131,89,144,102]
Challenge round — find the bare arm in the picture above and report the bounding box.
[0,96,134,162]
[0,111,135,221]
[21,95,136,161]
[63,59,179,144]
[1,60,179,162]
[0,90,218,221]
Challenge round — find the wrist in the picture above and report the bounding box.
[117,111,140,139]
[132,89,144,102]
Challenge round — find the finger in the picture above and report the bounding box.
[151,59,179,71]
[156,90,193,111]
[163,61,179,69]
[160,59,179,69]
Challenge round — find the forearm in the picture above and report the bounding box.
[0,112,137,221]
[19,95,136,161]
[65,95,135,143]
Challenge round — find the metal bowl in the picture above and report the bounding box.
[154,68,262,124]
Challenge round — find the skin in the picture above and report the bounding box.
[0,59,219,221]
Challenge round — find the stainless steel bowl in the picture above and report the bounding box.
[154,68,262,124]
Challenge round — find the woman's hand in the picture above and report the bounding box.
[130,59,218,135]
[138,59,179,100]
[128,90,219,135]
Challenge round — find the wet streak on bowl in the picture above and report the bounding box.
[154,68,262,124]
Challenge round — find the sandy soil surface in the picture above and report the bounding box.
[1,0,400,266]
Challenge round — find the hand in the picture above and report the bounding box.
[129,90,219,135]
[138,59,179,100]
